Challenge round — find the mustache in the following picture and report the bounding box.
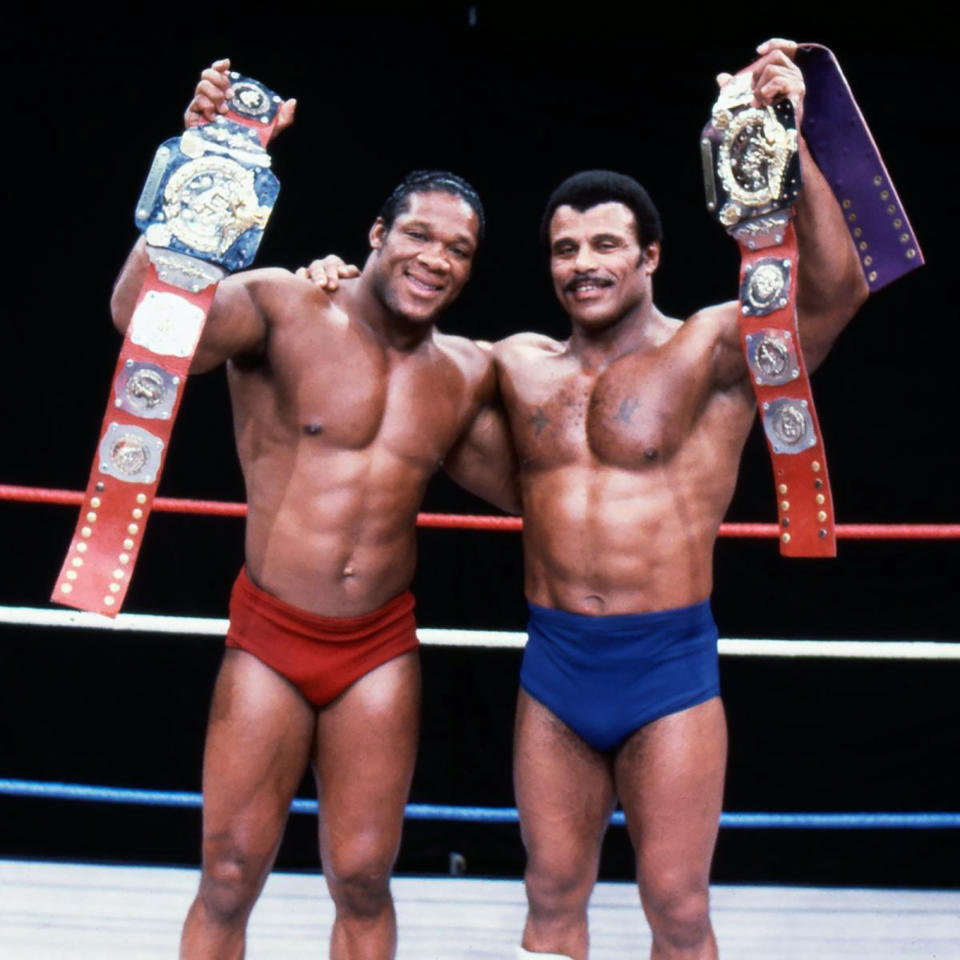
[564,272,614,293]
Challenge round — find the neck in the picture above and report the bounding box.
[568,298,662,368]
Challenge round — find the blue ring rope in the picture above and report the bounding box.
[1,778,958,829]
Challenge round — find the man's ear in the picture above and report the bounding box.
[369,217,387,250]
[641,241,661,274]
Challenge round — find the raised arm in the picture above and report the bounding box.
[443,345,521,515]
[748,40,869,371]
[110,58,302,373]
[792,140,869,370]
[708,40,869,386]
[108,237,311,373]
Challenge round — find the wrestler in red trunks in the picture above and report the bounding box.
[108,59,517,960]
[226,568,418,706]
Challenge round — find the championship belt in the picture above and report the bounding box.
[701,71,831,557]
[701,47,924,558]
[52,71,282,615]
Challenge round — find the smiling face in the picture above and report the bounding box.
[368,190,479,325]
[548,201,659,331]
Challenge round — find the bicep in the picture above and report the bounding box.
[444,402,521,514]
[703,301,748,390]
[793,143,870,372]
[190,268,296,373]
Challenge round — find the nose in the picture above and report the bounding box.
[418,244,450,273]
[573,245,598,272]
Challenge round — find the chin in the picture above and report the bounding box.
[397,300,445,325]
[571,303,620,326]
[381,287,441,325]
[403,310,441,326]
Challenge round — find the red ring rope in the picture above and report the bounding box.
[1,484,958,539]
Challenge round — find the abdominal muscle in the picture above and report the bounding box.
[521,463,722,616]
[240,441,428,617]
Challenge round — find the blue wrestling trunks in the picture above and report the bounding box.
[520,599,721,752]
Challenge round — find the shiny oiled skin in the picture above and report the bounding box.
[505,44,871,960]
[223,275,492,616]
[111,182,500,620]
[496,308,755,616]
[112,236,496,619]
[496,125,867,621]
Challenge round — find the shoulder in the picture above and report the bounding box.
[684,301,738,334]
[679,301,740,353]
[492,331,565,368]
[684,301,753,392]
[229,266,348,331]
[435,331,493,375]
[223,265,298,296]
[238,266,332,309]
[434,332,496,393]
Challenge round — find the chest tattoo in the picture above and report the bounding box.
[615,397,641,425]
[529,406,550,437]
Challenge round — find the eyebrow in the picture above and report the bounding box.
[403,219,475,247]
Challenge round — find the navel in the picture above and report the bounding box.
[643,448,659,462]
[303,421,324,436]
[580,594,607,614]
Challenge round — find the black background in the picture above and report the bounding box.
[1,6,957,887]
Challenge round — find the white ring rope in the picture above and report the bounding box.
[1,605,956,659]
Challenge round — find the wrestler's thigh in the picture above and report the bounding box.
[312,651,421,861]
[514,689,616,865]
[202,649,316,850]
[614,697,727,887]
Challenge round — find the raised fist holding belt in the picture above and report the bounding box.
[717,38,805,123]
[185,57,297,136]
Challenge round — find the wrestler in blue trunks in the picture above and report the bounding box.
[519,599,721,752]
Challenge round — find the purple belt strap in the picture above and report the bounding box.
[796,43,923,292]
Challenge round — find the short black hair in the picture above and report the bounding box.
[378,170,486,244]
[540,170,662,250]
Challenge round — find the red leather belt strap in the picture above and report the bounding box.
[53,70,280,615]
[737,223,835,556]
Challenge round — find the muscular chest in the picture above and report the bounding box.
[508,349,698,470]
[242,320,466,466]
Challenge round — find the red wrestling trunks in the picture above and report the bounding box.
[225,567,418,706]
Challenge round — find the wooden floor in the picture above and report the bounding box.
[2,859,957,959]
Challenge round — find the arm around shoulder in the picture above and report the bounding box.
[443,341,522,515]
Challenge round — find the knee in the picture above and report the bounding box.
[324,836,395,917]
[524,851,595,916]
[641,878,711,950]
[198,845,266,925]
